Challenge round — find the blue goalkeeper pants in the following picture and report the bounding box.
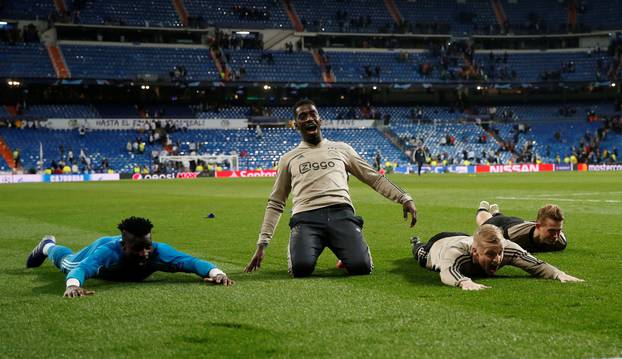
[48,245,78,274]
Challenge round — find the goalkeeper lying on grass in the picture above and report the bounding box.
[411,224,582,290]
[26,216,233,297]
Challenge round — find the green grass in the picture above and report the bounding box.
[1,172,621,358]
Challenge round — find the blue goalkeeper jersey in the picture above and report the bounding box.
[65,235,217,286]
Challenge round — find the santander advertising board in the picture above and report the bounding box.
[215,170,277,178]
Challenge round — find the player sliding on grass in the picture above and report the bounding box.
[244,99,417,277]
[411,224,582,290]
[26,216,233,297]
[476,201,567,252]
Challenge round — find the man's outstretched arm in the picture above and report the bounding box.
[156,243,234,286]
[245,157,291,272]
[346,146,417,227]
[504,241,583,282]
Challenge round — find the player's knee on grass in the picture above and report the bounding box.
[345,257,372,275]
[289,260,316,277]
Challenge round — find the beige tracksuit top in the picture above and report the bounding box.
[426,235,564,287]
[257,139,413,245]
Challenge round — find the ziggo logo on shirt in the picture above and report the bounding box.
[299,161,336,174]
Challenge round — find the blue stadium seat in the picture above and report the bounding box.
[227,49,321,82]
[183,0,291,29]
[61,44,220,81]
[0,0,56,21]
[0,43,55,79]
[292,0,393,33]
[71,0,182,28]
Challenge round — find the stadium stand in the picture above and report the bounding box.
[474,51,599,82]
[500,0,568,34]
[93,104,141,119]
[0,125,409,172]
[196,107,249,119]
[395,0,497,35]
[292,0,394,33]
[183,0,292,29]
[23,105,101,118]
[578,0,622,32]
[326,51,436,83]
[226,49,321,82]
[0,127,159,173]
[0,43,56,79]
[60,44,220,81]
[0,0,57,21]
[66,0,183,28]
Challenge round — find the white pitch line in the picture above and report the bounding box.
[521,192,622,197]
[496,196,622,203]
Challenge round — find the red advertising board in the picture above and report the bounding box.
[215,170,277,178]
[476,164,554,173]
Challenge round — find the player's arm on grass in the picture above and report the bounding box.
[245,157,291,272]
[503,241,583,283]
[439,248,490,290]
[156,243,234,286]
[343,144,417,227]
[63,246,119,298]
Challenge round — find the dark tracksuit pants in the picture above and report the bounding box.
[288,204,372,277]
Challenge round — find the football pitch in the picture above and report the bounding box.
[0,172,620,358]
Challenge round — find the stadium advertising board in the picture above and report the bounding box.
[0,174,45,184]
[476,164,554,173]
[587,164,622,171]
[128,172,202,180]
[321,119,375,128]
[215,170,277,178]
[394,165,473,174]
[0,173,120,184]
[44,118,248,130]
[555,164,574,171]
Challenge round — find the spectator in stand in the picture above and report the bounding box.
[12,148,21,168]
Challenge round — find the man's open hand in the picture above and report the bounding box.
[244,244,266,272]
[63,285,95,298]
[403,200,417,227]
[204,274,235,286]
[459,280,490,291]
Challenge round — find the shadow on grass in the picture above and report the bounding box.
[232,268,360,283]
[388,257,442,288]
[15,262,386,298]
[388,257,535,286]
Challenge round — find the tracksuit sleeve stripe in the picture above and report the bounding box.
[449,256,471,281]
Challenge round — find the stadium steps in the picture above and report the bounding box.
[282,0,304,32]
[568,0,577,29]
[381,126,413,163]
[384,0,403,25]
[52,0,66,14]
[46,45,70,79]
[210,48,231,81]
[611,58,622,80]
[311,49,336,83]
[478,122,506,150]
[0,136,16,169]
[490,0,508,29]
[4,105,17,117]
[172,0,189,27]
